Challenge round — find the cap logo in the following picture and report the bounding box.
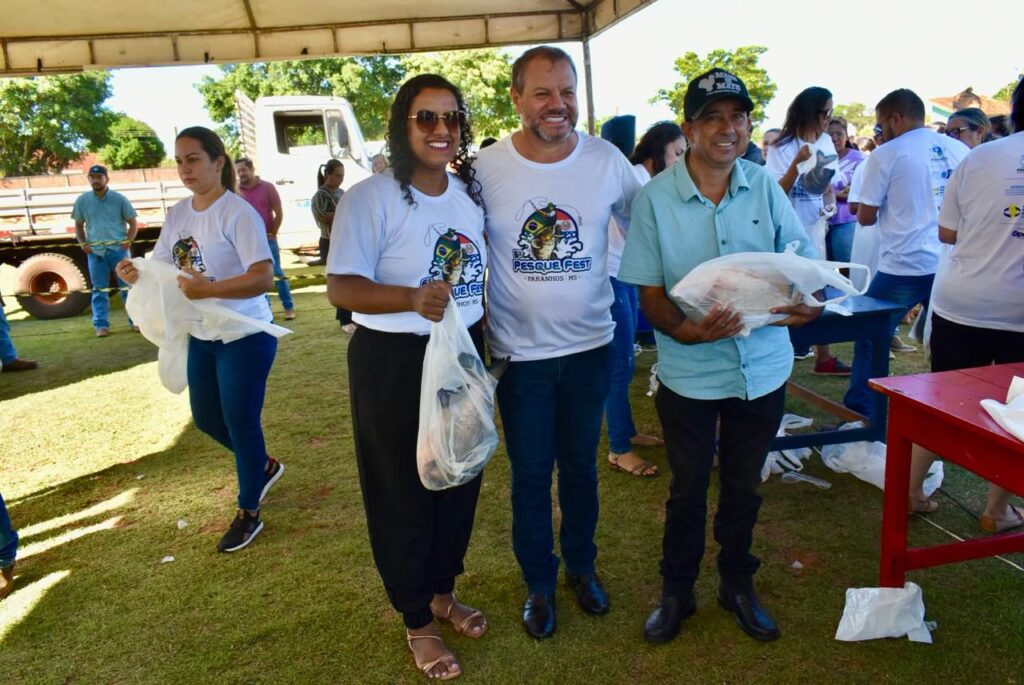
[698,71,741,94]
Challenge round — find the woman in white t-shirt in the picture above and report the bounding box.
[326,74,488,682]
[117,127,283,554]
[907,86,1024,530]
[766,86,849,376]
[605,121,685,478]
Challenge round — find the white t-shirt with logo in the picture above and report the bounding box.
[765,132,838,228]
[855,127,969,276]
[476,132,643,361]
[326,170,486,335]
[608,163,651,278]
[151,190,273,321]
[931,132,1024,332]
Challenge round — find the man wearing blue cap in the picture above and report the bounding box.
[73,165,138,337]
[618,68,818,643]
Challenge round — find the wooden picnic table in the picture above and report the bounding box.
[870,362,1024,587]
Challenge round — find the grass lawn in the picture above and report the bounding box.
[1,261,1022,684]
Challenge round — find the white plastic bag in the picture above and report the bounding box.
[820,422,943,495]
[125,258,291,393]
[980,376,1024,444]
[848,224,879,292]
[796,135,841,196]
[668,244,870,337]
[835,582,932,643]
[761,414,814,482]
[416,297,499,490]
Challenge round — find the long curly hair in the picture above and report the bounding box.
[385,74,483,208]
[629,121,684,175]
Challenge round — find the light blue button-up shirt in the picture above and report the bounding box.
[618,156,815,400]
[71,189,137,255]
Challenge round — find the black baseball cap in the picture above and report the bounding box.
[684,69,754,121]
[88,164,108,176]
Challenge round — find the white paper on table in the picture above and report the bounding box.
[980,376,1024,443]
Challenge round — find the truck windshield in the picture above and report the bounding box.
[325,110,349,159]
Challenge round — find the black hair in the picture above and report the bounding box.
[511,46,577,93]
[776,86,832,147]
[385,74,483,208]
[876,88,926,122]
[1011,78,1024,133]
[317,159,344,187]
[828,117,857,149]
[629,121,684,175]
[479,137,498,149]
[176,126,235,192]
[234,156,254,169]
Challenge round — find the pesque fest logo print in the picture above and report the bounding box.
[420,226,485,299]
[511,198,591,280]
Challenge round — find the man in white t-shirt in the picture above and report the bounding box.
[475,45,642,639]
[843,89,968,416]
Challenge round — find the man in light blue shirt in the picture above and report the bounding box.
[617,69,818,644]
[72,164,138,337]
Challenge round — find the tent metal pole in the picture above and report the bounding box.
[583,36,595,135]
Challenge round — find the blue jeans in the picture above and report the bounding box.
[844,271,934,415]
[496,344,611,593]
[0,491,17,568]
[87,248,130,330]
[605,277,639,453]
[827,221,856,263]
[188,333,277,511]
[0,303,18,364]
[268,239,294,311]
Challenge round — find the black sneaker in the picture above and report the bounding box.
[259,457,285,503]
[217,510,264,553]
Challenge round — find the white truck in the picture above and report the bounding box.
[0,94,372,319]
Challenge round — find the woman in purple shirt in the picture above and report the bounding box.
[826,117,864,263]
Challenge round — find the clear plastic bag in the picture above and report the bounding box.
[416,297,499,490]
[668,243,870,337]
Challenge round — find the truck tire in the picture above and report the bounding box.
[14,253,91,319]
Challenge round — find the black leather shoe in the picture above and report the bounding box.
[566,573,609,615]
[717,586,780,641]
[522,592,556,639]
[643,593,696,643]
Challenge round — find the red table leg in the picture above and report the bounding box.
[880,413,913,587]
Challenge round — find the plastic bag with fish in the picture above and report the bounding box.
[796,135,841,195]
[416,296,499,490]
[668,243,871,337]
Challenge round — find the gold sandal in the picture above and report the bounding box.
[608,452,660,478]
[407,633,461,681]
[432,595,487,638]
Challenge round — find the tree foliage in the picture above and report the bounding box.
[833,103,875,137]
[654,46,777,124]
[98,114,166,169]
[197,50,519,149]
[993,75,1022,103]
[0,73,114,177]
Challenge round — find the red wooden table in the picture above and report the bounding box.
[869,362,1024,587]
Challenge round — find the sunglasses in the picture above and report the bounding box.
[408,109,467,134]
[946,125,975,139]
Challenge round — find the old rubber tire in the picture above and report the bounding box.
[14,253,91,319]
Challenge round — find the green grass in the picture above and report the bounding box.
[1,267,1023,684]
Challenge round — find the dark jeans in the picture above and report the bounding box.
[0,491,17,568]
[187,333,277,512]
[930,314,1024,372]
[496,344,611,594]
[348,324,485,629]
[605,277,639,453]
[844,271,934,416]
[319,237,352,324]
[655,383,786,596]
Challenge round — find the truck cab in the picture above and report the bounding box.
[236,93,372,252]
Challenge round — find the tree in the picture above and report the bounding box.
[197,56,406,149]
[833,103,875,136]
[98,114,166,169]
[0,73,114,177]
[402,50,518,138]
[993,75,1022,103]
[653,46,776,124]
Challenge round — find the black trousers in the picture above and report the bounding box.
[348,323,484,629]
[654,382,786,596]
[319,237,352,324]
[930,314,1024,372]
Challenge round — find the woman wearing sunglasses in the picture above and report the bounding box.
[946,107,991,149]
[327,74,487,682]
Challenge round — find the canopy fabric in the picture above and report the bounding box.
[0,0,657,76]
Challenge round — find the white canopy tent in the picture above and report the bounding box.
[0,0,661,130]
